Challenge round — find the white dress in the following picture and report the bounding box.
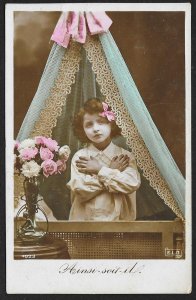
[67,142,141,221]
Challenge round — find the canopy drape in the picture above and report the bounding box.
[16,12,185,220]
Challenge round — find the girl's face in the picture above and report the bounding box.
[83,113,112,147]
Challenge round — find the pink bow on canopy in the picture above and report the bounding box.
[51,11,112,48]
[99,102,115,122]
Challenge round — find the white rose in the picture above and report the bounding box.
[21,160,41,178]
[58,145,71,159]
[18,138,35,150]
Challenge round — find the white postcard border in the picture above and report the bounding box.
[6,3,191,294]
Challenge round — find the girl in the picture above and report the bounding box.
[67,98,141,221]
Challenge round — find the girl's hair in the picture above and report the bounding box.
[72,98,121,143]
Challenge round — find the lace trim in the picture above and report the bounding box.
[30,41,82,138]
[84,35,184,220]
[14,42,82,204]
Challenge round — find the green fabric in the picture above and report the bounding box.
[99,32,185,216]
[17,44,65,141]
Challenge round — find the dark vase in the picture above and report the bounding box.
[16,177,48,243]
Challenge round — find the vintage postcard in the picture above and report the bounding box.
[6,3,191,294]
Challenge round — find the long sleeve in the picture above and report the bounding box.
[97,153,141,194]
[67,155,104,203]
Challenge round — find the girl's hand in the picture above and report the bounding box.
[109,154,129,172]
[76,156,103,174]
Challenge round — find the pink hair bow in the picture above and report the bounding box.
[51,11,112,48]
[99,102,115,122]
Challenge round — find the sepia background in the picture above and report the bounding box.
[14,11,185,176]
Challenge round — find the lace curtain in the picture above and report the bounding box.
[98,32,185,216]
[16,39,179,220]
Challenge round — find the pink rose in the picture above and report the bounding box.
[40,146,54,161]
[19,147,38,161]
[41,159,57,177]
[43,138,59,152]
[35,136,46,146]
[56,160,67,174]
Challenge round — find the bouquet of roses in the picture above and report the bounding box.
[14,136,71,178]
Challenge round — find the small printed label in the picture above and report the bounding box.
[22,254,36,259]
[164,248,183,258]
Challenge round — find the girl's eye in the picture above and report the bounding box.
[84,122,92,128]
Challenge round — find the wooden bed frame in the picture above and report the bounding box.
[33,218,185,259]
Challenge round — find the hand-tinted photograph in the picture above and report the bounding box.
[13,10,185,260]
